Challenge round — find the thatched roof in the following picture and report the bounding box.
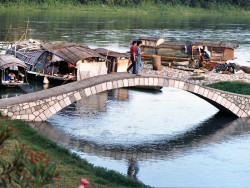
[0,55,27,70]
[42,42,103,64]
[94,48,129,58]
[192,40,239,49]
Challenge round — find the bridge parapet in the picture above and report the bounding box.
[0,73,249,121]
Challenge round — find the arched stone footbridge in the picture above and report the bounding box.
[0,73,249,121]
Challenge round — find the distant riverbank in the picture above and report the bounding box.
[0,2,250,16]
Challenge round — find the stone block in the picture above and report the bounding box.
[48,106,57,115]
[194,85,200,93]
[139,78,145,85]
[35,116,42,122]
[79,89,87,98]
[158,78,164,86]
[56,95,63,100]
[23,104,29,110]
[216,96,223,104]
[198,87,205,95]
[123,79,129,87]
[59,100,67,109]
[221,98,228,106]
[54,103,62,112]
[20,110,26,115]
[102,83,107,91]
[21,115,29,120]
[7,112,13,117]
[169,80,175,87]
[178,81,185,90]
[134,78,139,85]
[39,113,47,121]
[74,92,82,101]
[163,79,169,87]
[69,94,76,104]
[225,101,232,109]
[34,111,39,116]
[128,79,135,86]
[117,80,124,88]
[107,82,113,90]
[153,78,159,86]
[49,101,55,106]
[64,97,71,106]
[42,104,48,111]
[174,80,179,88]
[95,84,103,93]
[148,78,154,86]
[212,93,219,101]
[28,114,36,121]
[90,86,96,95]
[44,109,53,119]
[11,105,20,112]
[232,106,240,115]
[229,103,236,112]
[188,84,195,92]
[241,112,248,118]
[203,89,209,97]
[144,78,149,86]
[25,108,32,114]
[237,110,244,117]
[113,81,118,89]
[85,88,92,96]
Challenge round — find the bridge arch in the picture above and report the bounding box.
[0,73,249,121]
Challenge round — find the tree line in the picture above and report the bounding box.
[1,0,249,8]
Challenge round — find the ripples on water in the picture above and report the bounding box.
[31,88,250,187]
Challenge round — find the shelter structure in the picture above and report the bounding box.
[95,48,130,73]
[7,41,106,83]
[138,37,164,55]
[0,55,28,87]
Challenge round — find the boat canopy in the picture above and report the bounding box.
[94,48,129,58]
[0,55,28,70]
[157,41,188,49]
[42,41,103,65]
[192,40,239,49]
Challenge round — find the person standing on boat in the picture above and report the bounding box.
[135,41,143,76]
[127,41,137,74]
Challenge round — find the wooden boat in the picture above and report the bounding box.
[0,55,29,87]
[6,40,105,84]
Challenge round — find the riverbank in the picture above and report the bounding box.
[0,116,149,187]
[142,64,250,87]
[0,2,249,16]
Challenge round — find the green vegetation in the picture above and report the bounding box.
[206,81,250,95]
[189,76,205,80]
[0,116,149,187]
[0,0,249,15]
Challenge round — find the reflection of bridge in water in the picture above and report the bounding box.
[31,114,249,161]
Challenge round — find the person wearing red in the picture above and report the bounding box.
[127,41,137,74]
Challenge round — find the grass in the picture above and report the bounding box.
[0,116,149,187]
[189,76,205,80]
[206,81,250,95]
[0,1,249,16]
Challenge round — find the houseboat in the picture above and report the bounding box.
[7,40,106,83]
[0,55,29,87]
[94,48,130,73]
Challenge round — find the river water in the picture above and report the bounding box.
[0,10,250,187]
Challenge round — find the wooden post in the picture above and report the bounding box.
[4,25,12,43]
[25,17,29,40]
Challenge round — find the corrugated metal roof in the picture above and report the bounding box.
[42,42,103,63]
[192,40,239,49]
[0,55,28,70]
[95,48,129,58]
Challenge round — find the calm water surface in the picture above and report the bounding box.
[0,10,250,187]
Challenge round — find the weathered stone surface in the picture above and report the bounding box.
[0,73,249,121]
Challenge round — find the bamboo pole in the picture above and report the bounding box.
[4,25,12,43]
[25,17,30,40]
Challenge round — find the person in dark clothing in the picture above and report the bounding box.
[127,41,137,74]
